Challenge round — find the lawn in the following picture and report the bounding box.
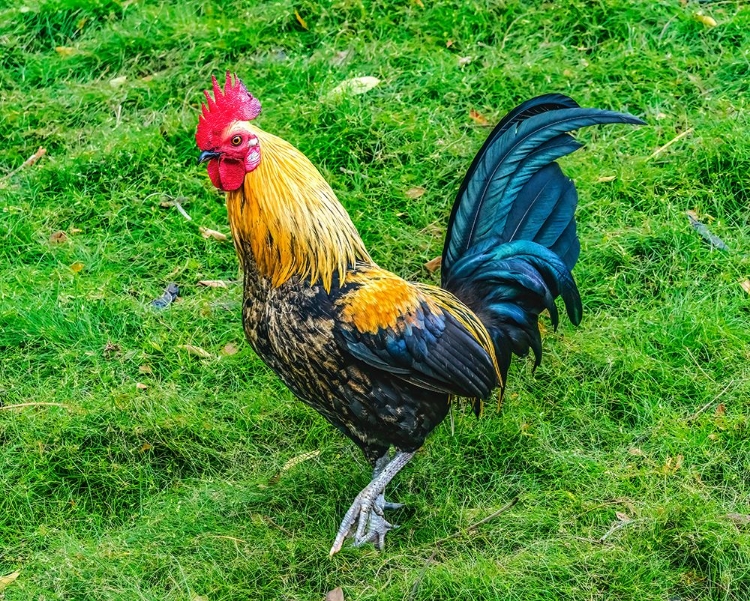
[1,0,749,599]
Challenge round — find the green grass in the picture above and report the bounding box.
[1,0,750,599]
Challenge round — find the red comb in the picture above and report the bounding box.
[196,72,261,149]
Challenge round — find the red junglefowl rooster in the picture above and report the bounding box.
[195,73,643,555]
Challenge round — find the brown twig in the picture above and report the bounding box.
[409,496,520,599]
[1,147,47,182]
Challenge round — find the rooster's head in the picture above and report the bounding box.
[196,72,262,191]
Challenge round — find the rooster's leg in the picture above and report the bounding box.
[329,450,414,555]
[371,453,404,510]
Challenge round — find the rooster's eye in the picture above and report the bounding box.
[231,135,242,146]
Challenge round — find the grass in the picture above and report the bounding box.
[1,0,749,599]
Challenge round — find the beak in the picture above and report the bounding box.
[198,150,221,164]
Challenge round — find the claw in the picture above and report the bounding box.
[329,451,414,556]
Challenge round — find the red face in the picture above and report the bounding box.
[195,73,263,192]
[198,124,261,192]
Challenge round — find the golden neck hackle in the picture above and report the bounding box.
[226,125,372,292]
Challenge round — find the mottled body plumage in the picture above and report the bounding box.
[240,255,457,461]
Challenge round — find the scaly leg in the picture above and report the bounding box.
[329,451,414,555]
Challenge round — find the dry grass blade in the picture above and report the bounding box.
[647,128,694,161]
[0,403,71,411]
[741,280,750,295]
[172,197,192,221]
[179,344,213,359]
[294,9,308,30]
[323,77,380,101]
[281,450,321,472]
[197,280,228,288]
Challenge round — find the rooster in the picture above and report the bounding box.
[195,73,643,555]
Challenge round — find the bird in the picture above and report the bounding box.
[195,72,643,555]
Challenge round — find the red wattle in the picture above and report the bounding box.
[207,159,222,189]
[206,158,246,191]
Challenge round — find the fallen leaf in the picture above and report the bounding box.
[55,45,77,57]
[0,571,20,592]
[139,365,153,374]
[69,227,83,234]
[424,256,442,273]
[405,186,426,199]
[323,77,380,101]
[326,586,345,601]
[294,9,308,30]
[70,261,84,273]
[413,0,424,7]
[726,513,750,526]
[628,447,645,457]
[180,344,212,359]
[469,109,489,126]
[198,279,228,288]
[136,382,148,390]
[199,226,228,242]
[221,342,240,356]
[140,442,153,452]
[741,280,750,295]
[694,13,717,28]
[281,449,321,472]
[715,403,726,416]
[49,230,69,244]
[109,76,127,88]
[616,511,631,522]
[446,40,454,48]
[457,56,472,67]
[331,49,352,66]
[596,175,616,183]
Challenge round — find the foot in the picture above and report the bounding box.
[329,451,414,555]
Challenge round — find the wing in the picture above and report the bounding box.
[334,266,500,400]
